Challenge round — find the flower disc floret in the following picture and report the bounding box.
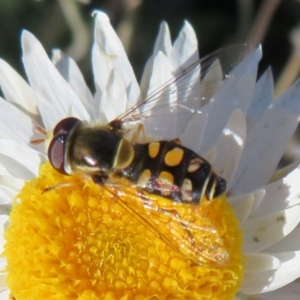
[5,163,244,299]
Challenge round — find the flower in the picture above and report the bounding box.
[0,10,300,300]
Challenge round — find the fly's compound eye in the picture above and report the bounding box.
[53,117,80,136]
[48,134,69,175]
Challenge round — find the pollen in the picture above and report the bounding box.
[4,162,244,300]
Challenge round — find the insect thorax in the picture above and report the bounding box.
[68,126,134,174]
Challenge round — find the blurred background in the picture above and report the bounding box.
[1,0,300,165]
[1,0,299,84]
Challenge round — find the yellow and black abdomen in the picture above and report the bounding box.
[124,141,227,204]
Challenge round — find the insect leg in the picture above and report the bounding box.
[170,138,182,145]
[42,182,73,193]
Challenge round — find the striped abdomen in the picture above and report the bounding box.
[123,141,226,204]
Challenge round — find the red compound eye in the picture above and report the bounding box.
[48,134,68,175]
[53,117,80,136]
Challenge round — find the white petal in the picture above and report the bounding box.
[180,113,208,154]
[228,189,266,222]
[200,58,223,105]
[140,57,155,98]
[0,97,34,142]
[0,215,9,227]
[100,70,127,122]
[249,189,266,215]
[265,226,300,253]
[0,185,16,202]
[0,175,24,191]
[200,46,262,154]
[21,31,90,130]
[245,253,281,273]
[213,109,246,185]
[232,78,300,194]
[140,22,171,98]
[171,21,199,73]
[242,205,300,253]
[0,232,6,261]
[0,165,10,177]
[270,159,300,183]
[0,59,38,115]
[142,22,200,138]
[0,275,7,289]
[142,52,177,140]
[153,21,172,58]
[246,68,274,132]
[68,105,82,120]
[175,60,201,136]
[0,139,46,179]
[241,251,300,294]
[0,254,6,267]
[145,51,174,105]
[229,192,254,223]
[250,165,300,219]
[203,147,216,164]
[0,203,12,215]
[229,189,265,223]
[250,281,300,300]
[92,11,140,110]
[52,49,96,119]
[0,289,9,299]
[126,81,142,112]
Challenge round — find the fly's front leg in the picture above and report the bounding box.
[91,174,108,185]
[92,172,122,186]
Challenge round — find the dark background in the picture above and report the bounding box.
[0,0,299,87]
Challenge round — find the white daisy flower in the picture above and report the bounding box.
[0,10,300,300]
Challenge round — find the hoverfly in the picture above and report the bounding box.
[47,44,253,267]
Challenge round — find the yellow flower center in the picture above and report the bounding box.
[5,162,244,300]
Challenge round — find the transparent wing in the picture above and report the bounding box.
[104,179,231,268]
[94,45,253,266]
[112,44,254,141]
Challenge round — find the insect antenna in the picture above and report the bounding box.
[34,124,46,135]
[30,138,45,145]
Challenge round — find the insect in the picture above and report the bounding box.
[47,44,253,267]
